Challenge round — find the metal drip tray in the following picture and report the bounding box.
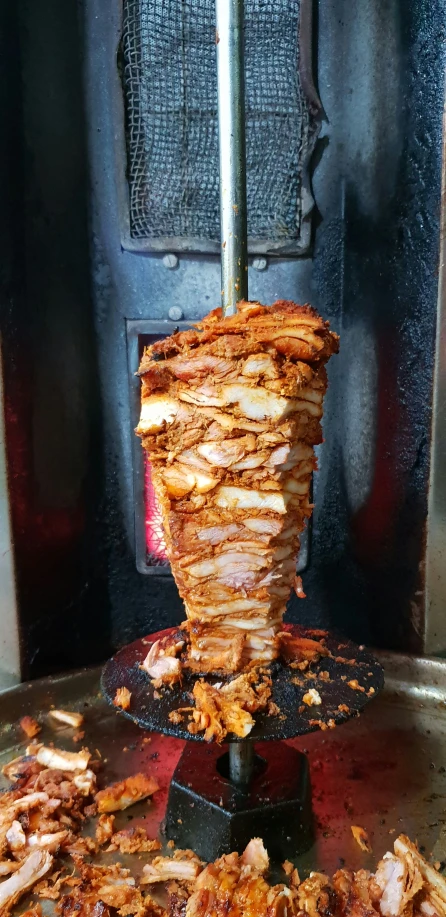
[1,652,446,883]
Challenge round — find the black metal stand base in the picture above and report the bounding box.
[165,740,313,862]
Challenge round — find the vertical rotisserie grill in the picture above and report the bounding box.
[1,0,446,888]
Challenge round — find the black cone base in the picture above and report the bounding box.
[165,740,313,862]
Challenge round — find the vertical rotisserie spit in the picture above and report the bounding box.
[136,298,339,677]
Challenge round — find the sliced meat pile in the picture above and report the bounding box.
[136,300,339,675]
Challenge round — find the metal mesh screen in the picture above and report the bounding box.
[121,0,316,250]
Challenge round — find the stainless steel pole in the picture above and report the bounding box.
[216,0,248,316]
[229,741,254,784]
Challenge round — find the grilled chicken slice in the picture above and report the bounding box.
[48,710,84,729]
[137,300,339,675]
[95,773,159,813]
[36,747,90,773]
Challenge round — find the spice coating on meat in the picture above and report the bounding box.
[137,300,339,675]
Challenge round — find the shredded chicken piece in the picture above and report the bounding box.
[6,820,26,851]
[27,831,68,852]
[167,881,189,917]
[137,300,338,676]
[33,870,67,901]
[394,835,446,905]
[142,641,182,685]
[36,747,90,773]
[0,849,53,911]
[1,792,50,822]
[95,814,115,847]
[279,632,329,664]
[19,717,41,739]
[141,851,203,886]
[113,687,132,711]
[49,710,84,729]
[374,839,424,917]
[0,861,21,877]
[241,838,269,873]
[294,575,307,599]
[72,769,96,797]
[351,826,372,853]
[95,773,159,812]
[303,689,322,706]
[175,671,271,742]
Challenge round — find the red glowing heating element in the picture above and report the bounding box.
[144,457,169,566]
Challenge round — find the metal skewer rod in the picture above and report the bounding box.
[229,741,254,784]
[216,0,248,316]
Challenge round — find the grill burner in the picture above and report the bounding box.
[102,625,383,859]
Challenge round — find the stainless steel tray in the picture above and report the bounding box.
[1,651,446,878]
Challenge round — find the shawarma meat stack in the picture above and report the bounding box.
[136,300,339,676]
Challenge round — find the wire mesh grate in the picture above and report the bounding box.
[122,0,316,248]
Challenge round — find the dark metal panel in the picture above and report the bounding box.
[425,114,446,654]
[1,0,109,678]
[300,0,446,651]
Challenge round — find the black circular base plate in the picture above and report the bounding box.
[101,625,384,743]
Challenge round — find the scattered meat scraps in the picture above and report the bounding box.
[0,743,161,916]
[160,835,446,917]
[106,826,162,855]
[136,299,338,676]
[0,729,443,917]
[55,856,162,917]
